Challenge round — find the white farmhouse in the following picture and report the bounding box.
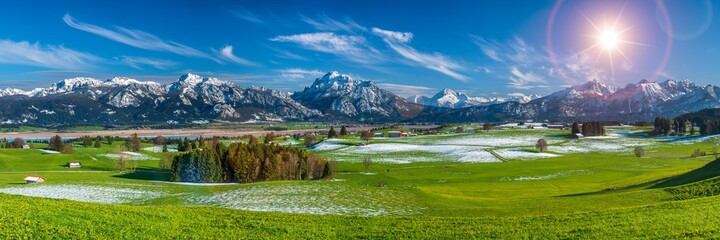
[24,176,45,184]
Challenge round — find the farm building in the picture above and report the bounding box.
[66,162,82,168]
[21,144,30,149]
[373,132,384,137]
[388,131,403,138]
[24,176,45,184]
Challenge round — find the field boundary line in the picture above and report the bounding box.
[486,149,509,162]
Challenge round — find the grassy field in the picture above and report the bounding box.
[1,126,720,237]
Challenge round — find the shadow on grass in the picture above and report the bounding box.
[649,157,720,189]
[558,158,720,197]
[112,167,171,181]
[556,178,670,198]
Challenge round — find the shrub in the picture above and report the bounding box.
[535,139,548,153]
[634,146,645,158]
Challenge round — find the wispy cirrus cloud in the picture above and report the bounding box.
[231,8,263,24]
[301,13,366,32]
[376,83,436,97]
[277,68,325,79]
[0,39,99,69]
[63,14,223,61]
[373,27,470,82]
[508,66,548,89]
[472,35,609,90]
[270,32,384,64]
[116,56,177,70]
[213,45,257,66]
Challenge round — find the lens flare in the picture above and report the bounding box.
[579,2,648,77]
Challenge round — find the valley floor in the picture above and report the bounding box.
[1,126,720,238]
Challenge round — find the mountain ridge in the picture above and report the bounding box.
[0,72,718,125]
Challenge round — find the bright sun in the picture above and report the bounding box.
[599,29,620,50]
[579,3,646,76]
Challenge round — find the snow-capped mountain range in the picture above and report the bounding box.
[292,71,423,118]
[408,88,541,108]
[0,71,718,125]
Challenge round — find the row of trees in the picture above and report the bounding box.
[699,119,720,135]
[571,122,606,136]
[654,117,697,135]
[0,137,27,148]
[171,142,335,183]
[327,126,349,138]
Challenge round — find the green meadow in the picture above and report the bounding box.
[1,126,720,238]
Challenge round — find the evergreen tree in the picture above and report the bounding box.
[340,126,348,135]
[162,143,168,152]
[328,126,338,138]
[198,136,206,149]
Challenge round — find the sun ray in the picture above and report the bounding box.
[579,1,648,78]
[612,1,628,29]
[580,11,602,32]
[616,48,632,65]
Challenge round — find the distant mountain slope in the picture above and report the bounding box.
[408,88,540,108]
[292,71,425,120]
[0,74,321,126]
[415,79,720,122]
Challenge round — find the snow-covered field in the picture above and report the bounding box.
[549,138,652,153]
[142,145,178,153]
[494,149,559,160]
[98,152,158,161]
[186,183,419,216]
[500,170,589,181]
[311,139,351,151]
[664,134,720,144]
[439,135,561,147]
[340,143,498,163]
[0,184,165,204]
[332,156,447,164]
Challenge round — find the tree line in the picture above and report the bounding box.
[171,141,336,183]
[571,121,605,137]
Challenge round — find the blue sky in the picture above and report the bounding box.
[0,0,717,97]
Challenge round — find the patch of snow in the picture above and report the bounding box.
[311,140,350,151]
[494,149,559,160]
[0,184,165,204]
[98,152,158,161]
[440,135,560,147]
[38,149,60,154]
[186,183,419,216]
[142,146,178,153]
[152,181,239,186]
[341,143,498,163]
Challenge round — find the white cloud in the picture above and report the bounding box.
[301,13,366,32]
[277,68,325,79]
[372,28,413,43]
[213,45,256,66]
[472,35,610,90]
[507,92,528,97]
[376,83,436,97]
[0,40,99,69]
[117,56,177,70]
[63,14,211,59]
[270,32,384,64]
[372,27,469,82]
